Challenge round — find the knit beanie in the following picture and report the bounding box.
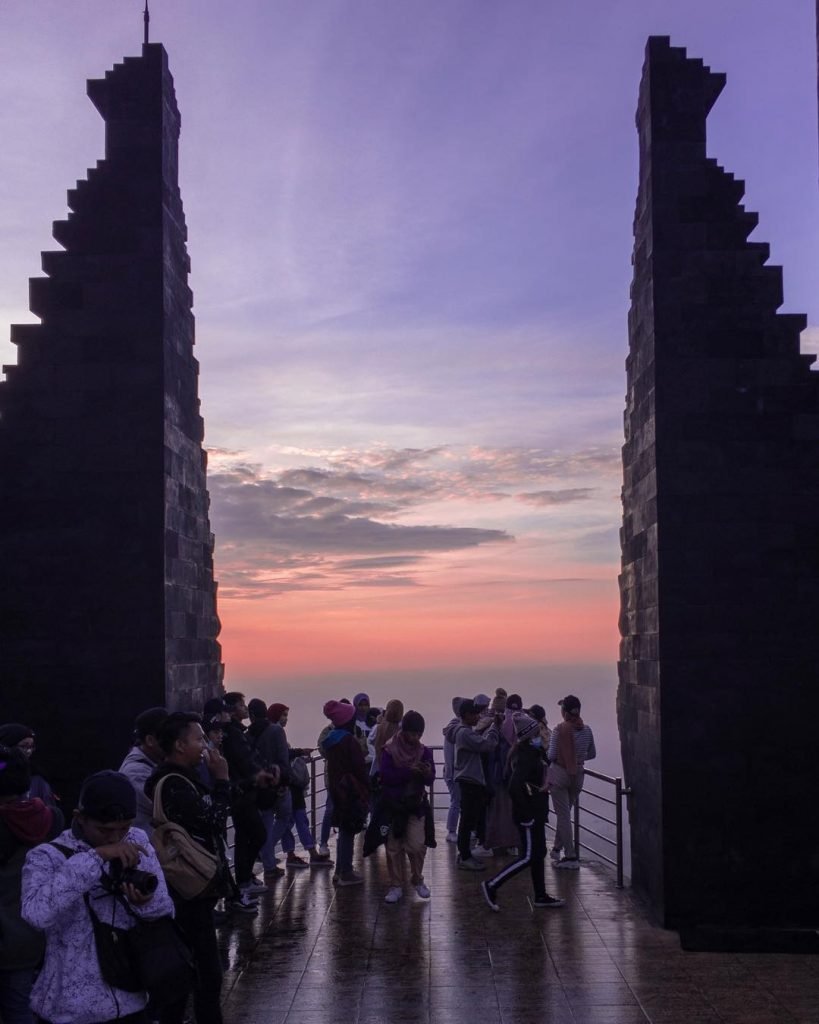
[0,746,31,797]
[78,771,137,822]
[401,710,425,736]
[490,688,507,715]
[323,700,356,727]
[267,703,289,724]
[513,713,540,743]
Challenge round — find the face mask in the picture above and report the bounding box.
[530,737,543,748]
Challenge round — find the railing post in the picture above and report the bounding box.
[573,793,580,858]
[310,756,317,844]
[615,776,624,888]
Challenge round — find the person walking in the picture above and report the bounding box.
[480,714,565,911]
[379,711,435,904]
[547,694,596,869]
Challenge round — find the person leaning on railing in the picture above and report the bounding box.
[546,694,596,870]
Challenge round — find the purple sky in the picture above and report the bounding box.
[0,2,817,736]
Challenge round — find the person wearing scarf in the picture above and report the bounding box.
[546,695,596,869]
[379,711,435,904]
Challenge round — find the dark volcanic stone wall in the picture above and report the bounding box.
[0,44,221,801]
[618,36,819,929]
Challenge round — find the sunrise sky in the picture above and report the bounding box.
[1,2,817,746]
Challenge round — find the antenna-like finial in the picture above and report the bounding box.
[143,0,150,45]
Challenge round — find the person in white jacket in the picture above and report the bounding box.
[21,770,173,1024]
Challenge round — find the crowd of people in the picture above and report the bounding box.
[0,686,594,1024]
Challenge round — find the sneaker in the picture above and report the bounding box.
[241,878,268,895]
[337,871,364,886]
[309,848,333,866]
[227,895,259,915]
[384,886,403,904]
[533,895,566,908]
[415,883,431,899]
[446,831,458,843]
[481,880,500,912]
[286,853,309,869]
[472,844,494,858]
[555,857,580,870]
[318,844,331,857]
[549,848,562,862]
[263,866,284,879]
[457,856,487,871]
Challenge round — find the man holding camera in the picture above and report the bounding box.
[21,770,172,1024]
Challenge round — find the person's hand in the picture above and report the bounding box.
[96,841,147,867]
[203,747,229,781]
[123,882,154,906]
[255,768,279,788]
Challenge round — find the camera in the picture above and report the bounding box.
[101,857,158,897]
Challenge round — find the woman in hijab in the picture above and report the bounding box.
[379,711,435,904]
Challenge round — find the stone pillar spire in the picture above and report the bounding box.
[0,43,222,802]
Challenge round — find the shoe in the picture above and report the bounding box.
[263,866,284,879]
[472,844,494,858]
[227,895,259,915]
[457,857,486,871]
[318,844,331,856]
[337,871,364,886]
[384,886,403,904]
[533,895,566,908]
[446,831,458,843]
[555,857,580,870]
[415,883,431,899]
[481,880,500,912]
[309,848,333,866]
[241,878,268,895]
[286,853,309,869]
[549,848,562,862]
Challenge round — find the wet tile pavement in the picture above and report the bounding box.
[218,841,819,1024]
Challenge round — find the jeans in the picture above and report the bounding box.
[159,899,222,1024]
[260,789,294,869]
[0,968,36,1024]
[230,791,267,885]
[336,828,354,874]
[282,807,314,853]
[445,778,460,834]
[548,764,584,859]
[485,820,547,900]
[457,780,488,861]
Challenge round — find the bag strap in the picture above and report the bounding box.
[152,772,201,827]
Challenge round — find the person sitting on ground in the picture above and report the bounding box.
[118,707,168,835]
[379,711,435,905]
[444,699,500,871]
[322,700,370,886]
[480,713,565,912]
[146,712,236,1023]
[0,724,58,810]
[21,770,173,1024]
[547,694,596,869]
[0,746,63,1024]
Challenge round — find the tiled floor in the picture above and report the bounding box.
[218,841,819,1024]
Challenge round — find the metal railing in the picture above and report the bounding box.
[306,746,628,888]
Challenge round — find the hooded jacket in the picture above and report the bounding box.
[118,745,159,833]
[444,720,499,787]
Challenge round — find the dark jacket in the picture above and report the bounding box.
[248,720,290,782]
[324,727,370,832]
[145,763,231,857]
[221,719,259,787]
[379,746,436,817]
[508,742,548,824]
